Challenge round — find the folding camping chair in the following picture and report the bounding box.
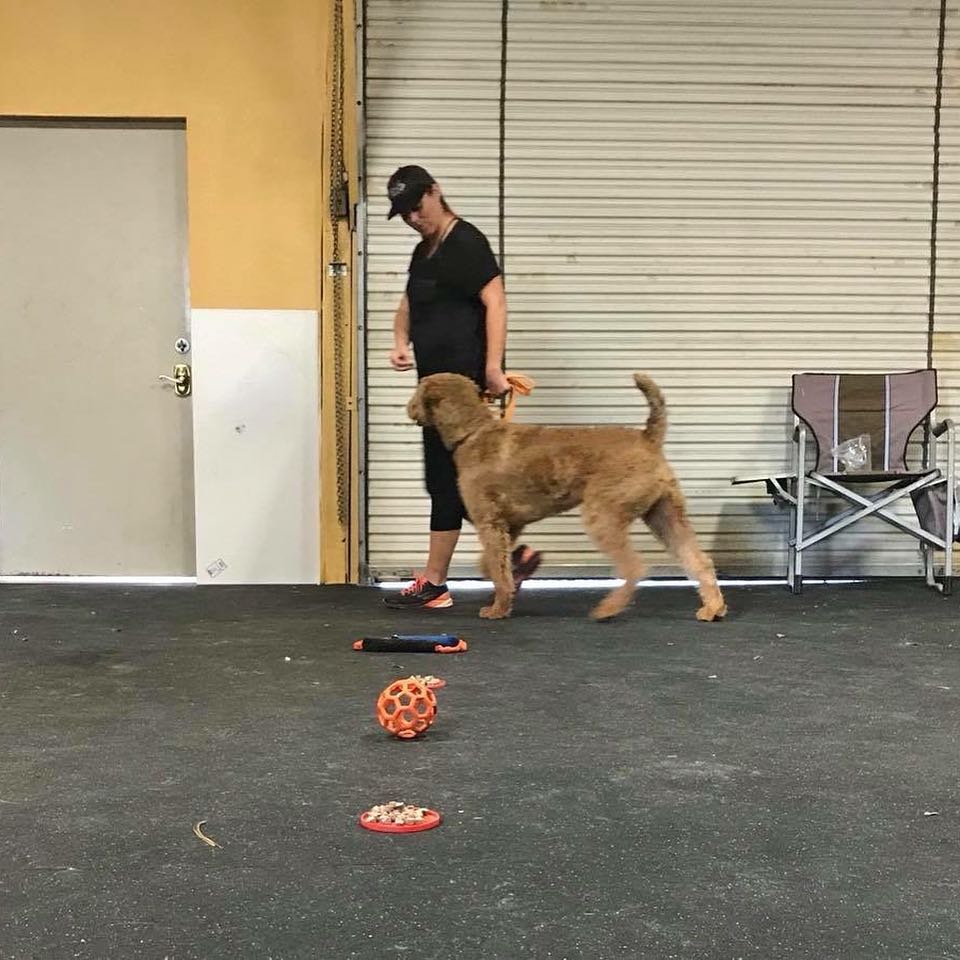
[733,370,957,594]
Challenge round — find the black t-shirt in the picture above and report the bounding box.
[406,219,501,383]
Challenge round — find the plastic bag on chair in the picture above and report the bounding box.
[831,434,872,473]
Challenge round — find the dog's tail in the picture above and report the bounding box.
[634,373,666,446]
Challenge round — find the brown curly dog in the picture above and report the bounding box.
[407,372,727,622]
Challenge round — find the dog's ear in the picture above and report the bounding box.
[419,381,440,421]
[409,375,483,445]
[407,379,443,426]
[428,385,476,443]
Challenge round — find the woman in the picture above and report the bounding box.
[384,164,541,609]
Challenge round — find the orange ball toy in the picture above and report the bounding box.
[376,676,438,739]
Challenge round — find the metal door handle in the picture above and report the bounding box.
[158,363,191,397]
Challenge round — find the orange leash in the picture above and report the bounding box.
[484,372,536,421]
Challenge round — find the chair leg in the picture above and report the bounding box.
[945,510,954,598]
[946,425,955,596]
[793,443,806,595]
[787,503,796,591]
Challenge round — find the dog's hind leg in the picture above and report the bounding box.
[581,499,646,621]
[476,521,515,619]
[644,492,727,621]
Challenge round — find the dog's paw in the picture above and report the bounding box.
[479,604,511,620]
[696,603,727,622]
[590,598,625,621]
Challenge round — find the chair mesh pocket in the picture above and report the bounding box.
[912,486,960,542]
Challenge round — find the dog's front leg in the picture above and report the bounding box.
[477,523,514,619]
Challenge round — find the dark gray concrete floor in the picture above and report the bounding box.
[1,580,960,960]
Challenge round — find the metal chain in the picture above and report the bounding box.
[329,0,349,528]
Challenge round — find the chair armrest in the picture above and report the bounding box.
[932,418,955,439]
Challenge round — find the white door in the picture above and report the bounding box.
[364,0,940,579]
[0,120,195,576]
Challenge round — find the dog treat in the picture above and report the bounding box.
[364,801,428,824]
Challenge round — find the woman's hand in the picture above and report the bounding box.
[485,366,510,396]
[390,343,414,371]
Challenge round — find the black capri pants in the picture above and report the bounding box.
[423,426,470,531]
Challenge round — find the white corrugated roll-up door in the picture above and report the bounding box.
[363,0,944,580]
[934,9,960,454]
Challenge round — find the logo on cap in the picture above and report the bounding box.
[388,181,406,200]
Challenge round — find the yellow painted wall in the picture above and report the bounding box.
[0,0,324,309]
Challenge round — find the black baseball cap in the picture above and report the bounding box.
[387,165,436,219]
